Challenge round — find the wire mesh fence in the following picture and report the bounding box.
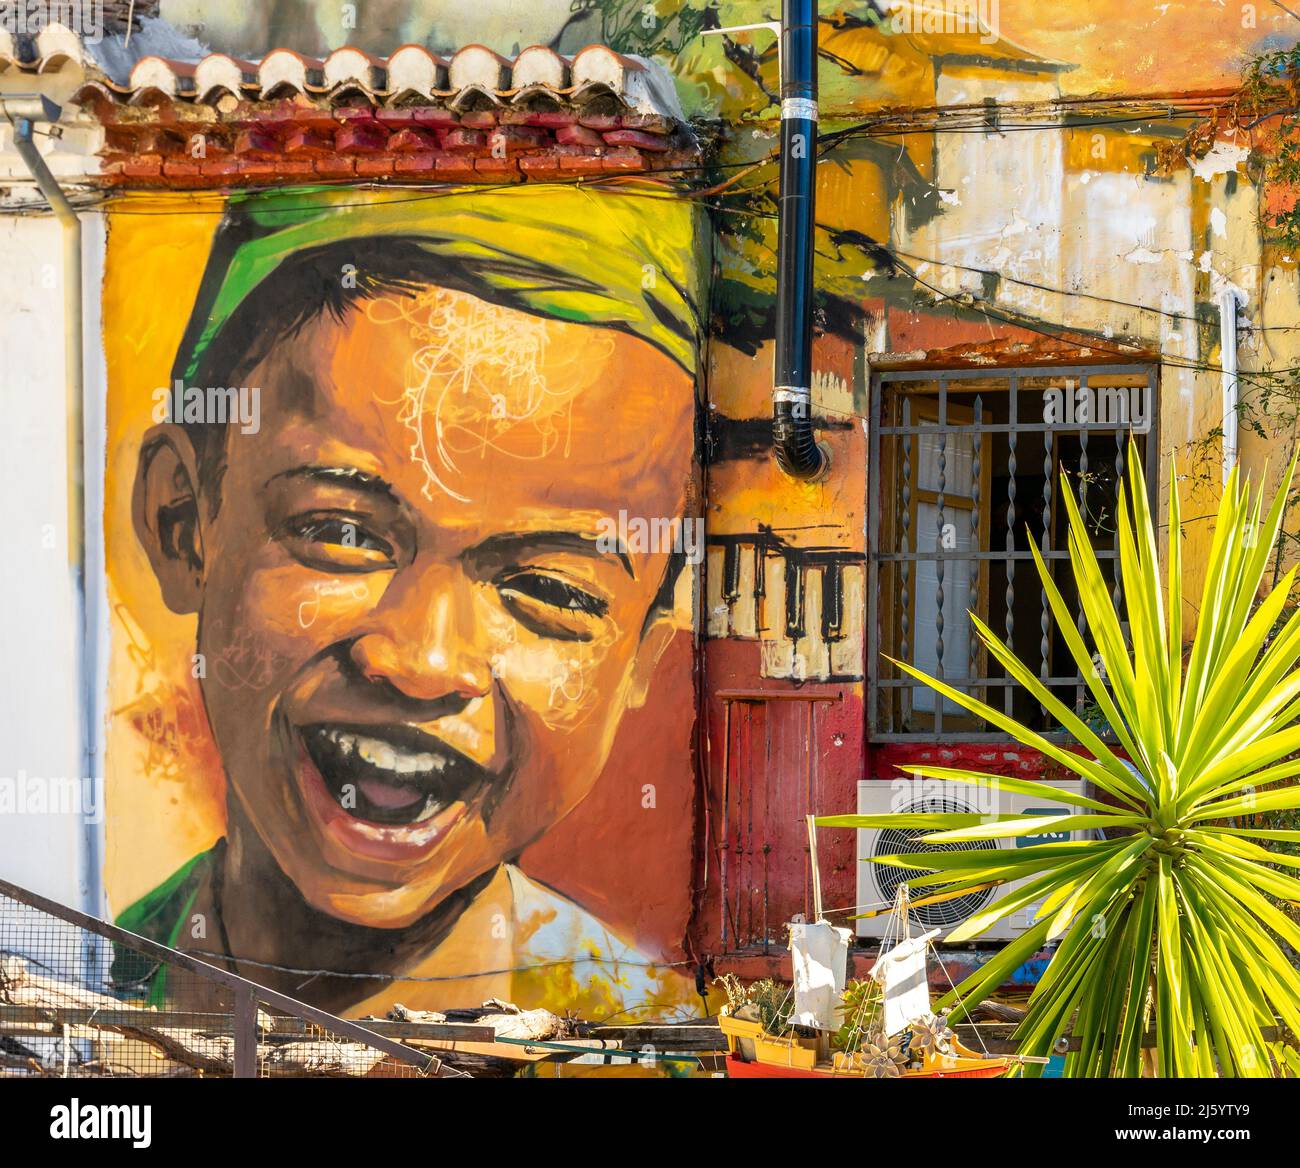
[0,878,461,1078]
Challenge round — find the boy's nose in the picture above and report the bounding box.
[350,636,491,704]
[348,573,493,705]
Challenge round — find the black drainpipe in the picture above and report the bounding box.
[772,0,827,480]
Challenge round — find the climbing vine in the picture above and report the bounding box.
[1167,44,1300,580]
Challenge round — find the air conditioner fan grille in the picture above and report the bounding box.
[872,798,998,929]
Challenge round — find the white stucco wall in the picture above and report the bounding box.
[0,125,107,943]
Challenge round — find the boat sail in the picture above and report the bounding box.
[871,926,940,1039]
[717,818,1040,1078]
[788,916,853,1031]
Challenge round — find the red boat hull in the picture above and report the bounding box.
[723,1053,1009,1079]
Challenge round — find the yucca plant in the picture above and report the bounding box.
[819,445,1300,1076]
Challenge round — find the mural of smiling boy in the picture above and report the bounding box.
[109,184,709,1018]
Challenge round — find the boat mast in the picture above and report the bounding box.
[805,814,823,922]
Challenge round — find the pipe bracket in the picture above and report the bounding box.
[780,97,819,122]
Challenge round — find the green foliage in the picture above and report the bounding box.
[1235,46,1300,253]
[820,445,1300,1076]
[749,978,795,1034]
[831,977,883,1051]
[564,1,777,116]
[561,3,933,356]
[1174,43,1300,519]
[714,973,795,1035]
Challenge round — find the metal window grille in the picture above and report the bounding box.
[867,365,1158,740]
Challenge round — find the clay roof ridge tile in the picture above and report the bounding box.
[128,56,197,101]
[508,45,570,93]
[193,53,259,102]
[323,45,390,95]
[448,43,512,93]
[34,21,85,71]
[384,43,449,99]
[448,84,504,111]
[257,49,327,99]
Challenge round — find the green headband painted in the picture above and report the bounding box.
[173,183,710,385]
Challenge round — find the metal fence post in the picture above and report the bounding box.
[233,986,258,1079]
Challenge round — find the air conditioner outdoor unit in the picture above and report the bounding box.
[855,776,1087,943]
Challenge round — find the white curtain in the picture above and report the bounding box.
[912,430,975,714]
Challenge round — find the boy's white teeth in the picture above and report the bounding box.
[360,738,397,771]
[323,729,441,780]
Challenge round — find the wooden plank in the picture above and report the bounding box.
[1,1006,238,1030]
[583,1023,725,1050]
[404,1037,622,1063]
[318,1019,497,1042]
[0,1005,496,1043]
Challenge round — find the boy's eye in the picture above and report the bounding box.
[282,514,396,571]
[497,571,610,640]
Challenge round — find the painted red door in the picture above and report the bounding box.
[715,698,827,952]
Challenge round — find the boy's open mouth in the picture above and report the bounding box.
[300,723,487,827]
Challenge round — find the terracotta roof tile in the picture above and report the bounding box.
[385,44,448,100]
[254,49,327,97]
[511,45,569,91]
[7,23,698,189]
[193,54,261,102]
[447,44,512,93]
[322,47,388,94]
[13,24,684,118]
[127,56,196,99]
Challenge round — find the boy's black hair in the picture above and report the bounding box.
[175,235,699,620]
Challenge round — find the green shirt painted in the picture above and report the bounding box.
[111,847,215,1006]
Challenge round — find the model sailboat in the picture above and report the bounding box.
[717,818,1043,1078]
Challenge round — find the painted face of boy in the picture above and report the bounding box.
[135,287,694,928]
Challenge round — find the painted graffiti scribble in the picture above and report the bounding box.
[368,289,613,504]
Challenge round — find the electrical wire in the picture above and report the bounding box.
[0,148,773,217]
[181,946,694,982]
[901,264,1300,380]
[0,96,1239,219]
[11,104,1300,385]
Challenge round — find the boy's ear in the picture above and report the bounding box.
[133,424,206,615]
[627,615,678,711]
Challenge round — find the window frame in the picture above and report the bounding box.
[866,363,1161,742]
